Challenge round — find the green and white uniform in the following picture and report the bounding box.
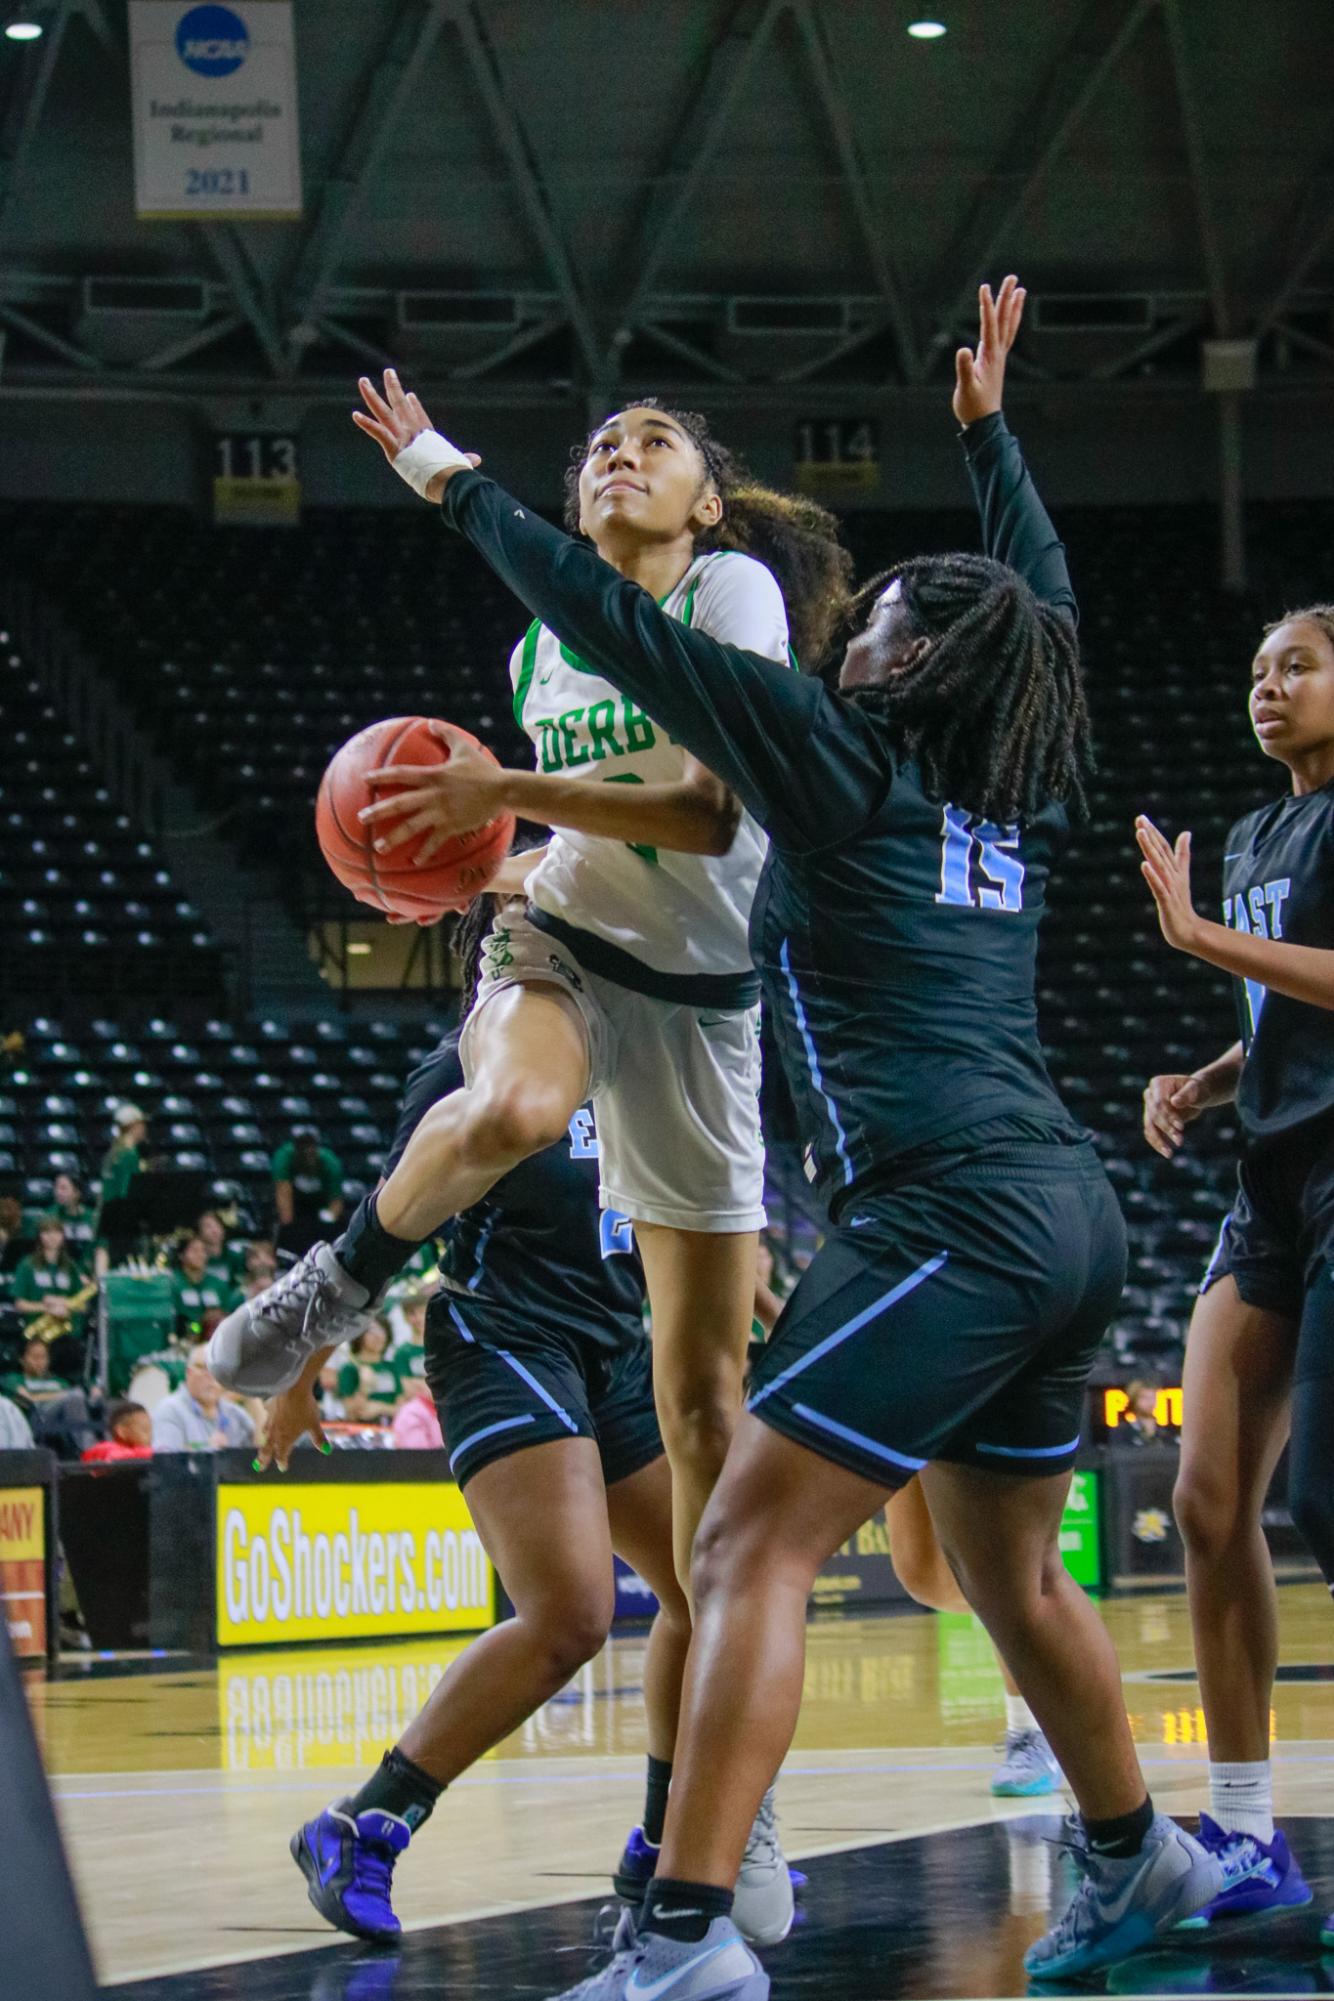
[463,550,788,1231]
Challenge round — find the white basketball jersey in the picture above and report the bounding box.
[508,549,791,981]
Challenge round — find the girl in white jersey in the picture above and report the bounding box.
[210,389,851,1589]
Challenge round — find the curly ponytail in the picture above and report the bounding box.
[849,552,1093,825]
[564,399,854,674]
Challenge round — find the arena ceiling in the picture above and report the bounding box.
[0,0,1331,413]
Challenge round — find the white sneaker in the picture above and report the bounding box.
[206,1243,379,1396]
[732,1788,794,1947]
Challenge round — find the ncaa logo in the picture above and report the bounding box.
[176,2,249,77]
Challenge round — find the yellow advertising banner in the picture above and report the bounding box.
[0,1485,47,1657]
[216,1482,495,1648]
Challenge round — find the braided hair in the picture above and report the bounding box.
[846,552,1093,825]
[1264,603,1334,648]
[564,400,853,673]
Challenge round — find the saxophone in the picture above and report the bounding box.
[27,1279,99,1344]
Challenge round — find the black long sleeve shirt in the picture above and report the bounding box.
[442,413,1084,1216]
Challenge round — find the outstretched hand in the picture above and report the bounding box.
[351,369,480,502]
[953,275,1026,428]
[1136,814,1203,954]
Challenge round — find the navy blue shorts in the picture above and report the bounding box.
[749,1142,1126,1487]
[1201,1129,1334,1321]
[425,1289,663,1490]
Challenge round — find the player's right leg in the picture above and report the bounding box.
[293,1434,625,1942]
[886,1478,1063,1798]
[208,977,589,1394]
[1171,1273,1309,1923]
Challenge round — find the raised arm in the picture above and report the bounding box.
[950,276,1076,621]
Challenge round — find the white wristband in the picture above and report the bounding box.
[392,428,473,500]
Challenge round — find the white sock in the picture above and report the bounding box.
[1004,1693,1039,1735]
[1209,1759,1274,1844]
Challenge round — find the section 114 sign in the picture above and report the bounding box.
[130,2,302,219]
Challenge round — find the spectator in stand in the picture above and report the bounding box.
[1119,1379,1169,1448]
[0,1391,33,1450]
[0,1194,24,1275]
[272,1124,345,1259]
[335,1321,401,1421]
[241,1238,278,1298]
[317,1356,346,1424]
[82,1400,153,1462]
[389,1288,429,1392]
[196,1210,239,1289]
[152,1345,255,1453]
[51,1174,96,1268]
[390,1382,444,1451]
[100,1103,146,1207]
[13,1217,90,1340]
[173,1234,243,1343]
[1,1336,95,1457]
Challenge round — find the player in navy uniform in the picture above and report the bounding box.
[1136,602,1334,1930]
[360,278,1261,1997]
[276,862,793,1949]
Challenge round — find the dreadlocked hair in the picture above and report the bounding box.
[850,551,1093,825]
[452,831,549,1019]
[563,398,853,673]
[1264,602,1334,648]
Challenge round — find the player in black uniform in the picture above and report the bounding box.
[351,278,1261,1996]
[1137,602,1334,1931]
[272,861,794,1949]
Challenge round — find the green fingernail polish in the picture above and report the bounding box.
[319,1440,333,1455]
[252,1458,262,1472]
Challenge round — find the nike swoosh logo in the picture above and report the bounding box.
[1092,1857,1154,1926]
[627,1942,732,1999]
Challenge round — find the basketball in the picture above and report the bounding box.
[315,716,515,920]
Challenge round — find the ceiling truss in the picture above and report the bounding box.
[0,0,1329,410]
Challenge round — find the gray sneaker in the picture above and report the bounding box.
[547,1914,768,2000]
[206,1243,378,1396]
[733,1788,794,1947]
[991,1726,1063,1797]
[1024,1812,1262,1979]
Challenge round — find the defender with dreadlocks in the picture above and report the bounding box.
[1136,600,1334,1934]
[282,844,793,1949]
[351,276,1263,1997]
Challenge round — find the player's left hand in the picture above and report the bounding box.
[352,370,480,502]
[1136,814,1202,953]
[953,275,1026,428]
[360,721,508,864]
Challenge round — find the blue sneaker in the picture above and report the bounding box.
[546,1915,768,1999]
[292,1803,410,1943]
[991,1727,1063,1798]
[1176,1813,1312,1927]
[613,1827,660,1903]
[1025,1813,1264,1980]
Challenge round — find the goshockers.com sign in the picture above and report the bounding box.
[216,1483,495,1647]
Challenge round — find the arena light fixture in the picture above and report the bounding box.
[4,17,44,39]
[907,19,947,37]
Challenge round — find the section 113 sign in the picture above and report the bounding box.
[213,432,299,525]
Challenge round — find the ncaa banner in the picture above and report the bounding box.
[129,1,302,219]
[216,1482,496,1648]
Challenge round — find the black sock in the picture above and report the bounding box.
[643,1755,672,1846]
[641,1877,734,1945]
[336,1192,422,1298]
[349,1747,445,1833]
[1085,1795,1155,1859]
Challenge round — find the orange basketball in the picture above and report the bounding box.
[315,717,515,920]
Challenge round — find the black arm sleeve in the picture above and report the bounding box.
[440,470,889,849]
[958,413,1078,624]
